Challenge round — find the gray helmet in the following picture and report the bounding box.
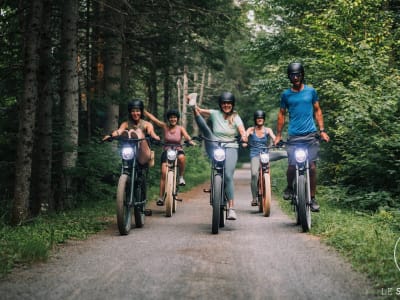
[253,110,266,123]
[287,62,305,80]
[218,92,235,111]
[127,99,144,117]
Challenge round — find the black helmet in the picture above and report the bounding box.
[166,109,180,120]
[287,62,305,79]
[253,110,266,123]
[218,92,235,110]
[127,99,144,117]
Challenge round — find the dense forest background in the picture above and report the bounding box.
[0,0,399,225]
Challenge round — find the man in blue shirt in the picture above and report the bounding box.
[274,62,330,212]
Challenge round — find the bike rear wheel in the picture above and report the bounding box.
[165,171,174,217]
[297,175,311,232]
[262,172,272,217]
[116,174,132,235]
[212,175,223,234]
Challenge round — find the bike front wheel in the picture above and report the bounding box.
[262,172,272,217]
[133,177,145,228]
[211,175,223,234]
[297,175,311,232]
[257,173,263,213]
[116,174,132,235]
[165,171,174,217]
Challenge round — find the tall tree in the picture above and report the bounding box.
[59,0,79,209]
[32,0,56,215]
[103,0,124,134]
[11,0,43,224]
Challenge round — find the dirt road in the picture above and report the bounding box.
[0,166,376,299]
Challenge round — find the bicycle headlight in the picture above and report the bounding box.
[213,148,225,162]
[260,152,270,164]
[167,149,177,161]
[121,146,135,160]
[295,148,307,163]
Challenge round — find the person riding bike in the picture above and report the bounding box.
[274,62,330,212]
[246,110,276,206]
[103,99,160,165]
[188,92,247,220]
[144,108,195,206]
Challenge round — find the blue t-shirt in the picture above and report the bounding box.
[280,85,318,136]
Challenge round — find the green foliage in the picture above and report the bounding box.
[244,0,400,211]
[271,163,400,291]
[0,198,114,276]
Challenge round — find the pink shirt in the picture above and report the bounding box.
[163,126,183,150]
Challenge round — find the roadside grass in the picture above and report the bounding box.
[271,160,400,295]
[0,145,210,277]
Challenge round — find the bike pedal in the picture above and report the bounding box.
[144,209,152,216]
[203,188,211,193]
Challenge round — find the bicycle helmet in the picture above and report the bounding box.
[253,110,266,123]
[127,99,144,117]
[218,92,235,111]
[166,109,180,120]
[287,62,304,81]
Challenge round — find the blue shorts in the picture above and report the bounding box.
[286,133,320,166]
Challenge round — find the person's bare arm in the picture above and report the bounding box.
[266,127,276,141]
[274,108,286,145]
[145,121,160,140]
[238,124,248,143]
[180,126,195,145]
[313,102,330,142]
[144,109,166,128]
[196,106,211,118]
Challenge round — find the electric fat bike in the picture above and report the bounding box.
[104,131,151,235]
[195,135,240,234]
[249,144,287,217]
[158,141,192,217]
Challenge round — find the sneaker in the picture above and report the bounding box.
[310,197,320,212]
[156,198,164,206]
[179,177,186,186]
[251,199,258,206]
[283,186,293,200]
[187,93,197,107]
[227,208,237,220]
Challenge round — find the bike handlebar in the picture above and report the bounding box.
[192,135,243,145]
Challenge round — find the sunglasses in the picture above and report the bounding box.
[289,73,302,79]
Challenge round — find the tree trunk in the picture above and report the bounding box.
[103,0,123,134]
[59,0,79,209]
[32,0,55,215]
[182,65,188,128]
[11,0,43,225]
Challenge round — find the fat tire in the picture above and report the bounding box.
[257,175,263,213]
[298,175,311,232]
[133,177,145,228]
[165,171,174,217]
[172,172,177,213]
[262,173,272,217]
[212,175,223,234]
[116,174,132,235]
